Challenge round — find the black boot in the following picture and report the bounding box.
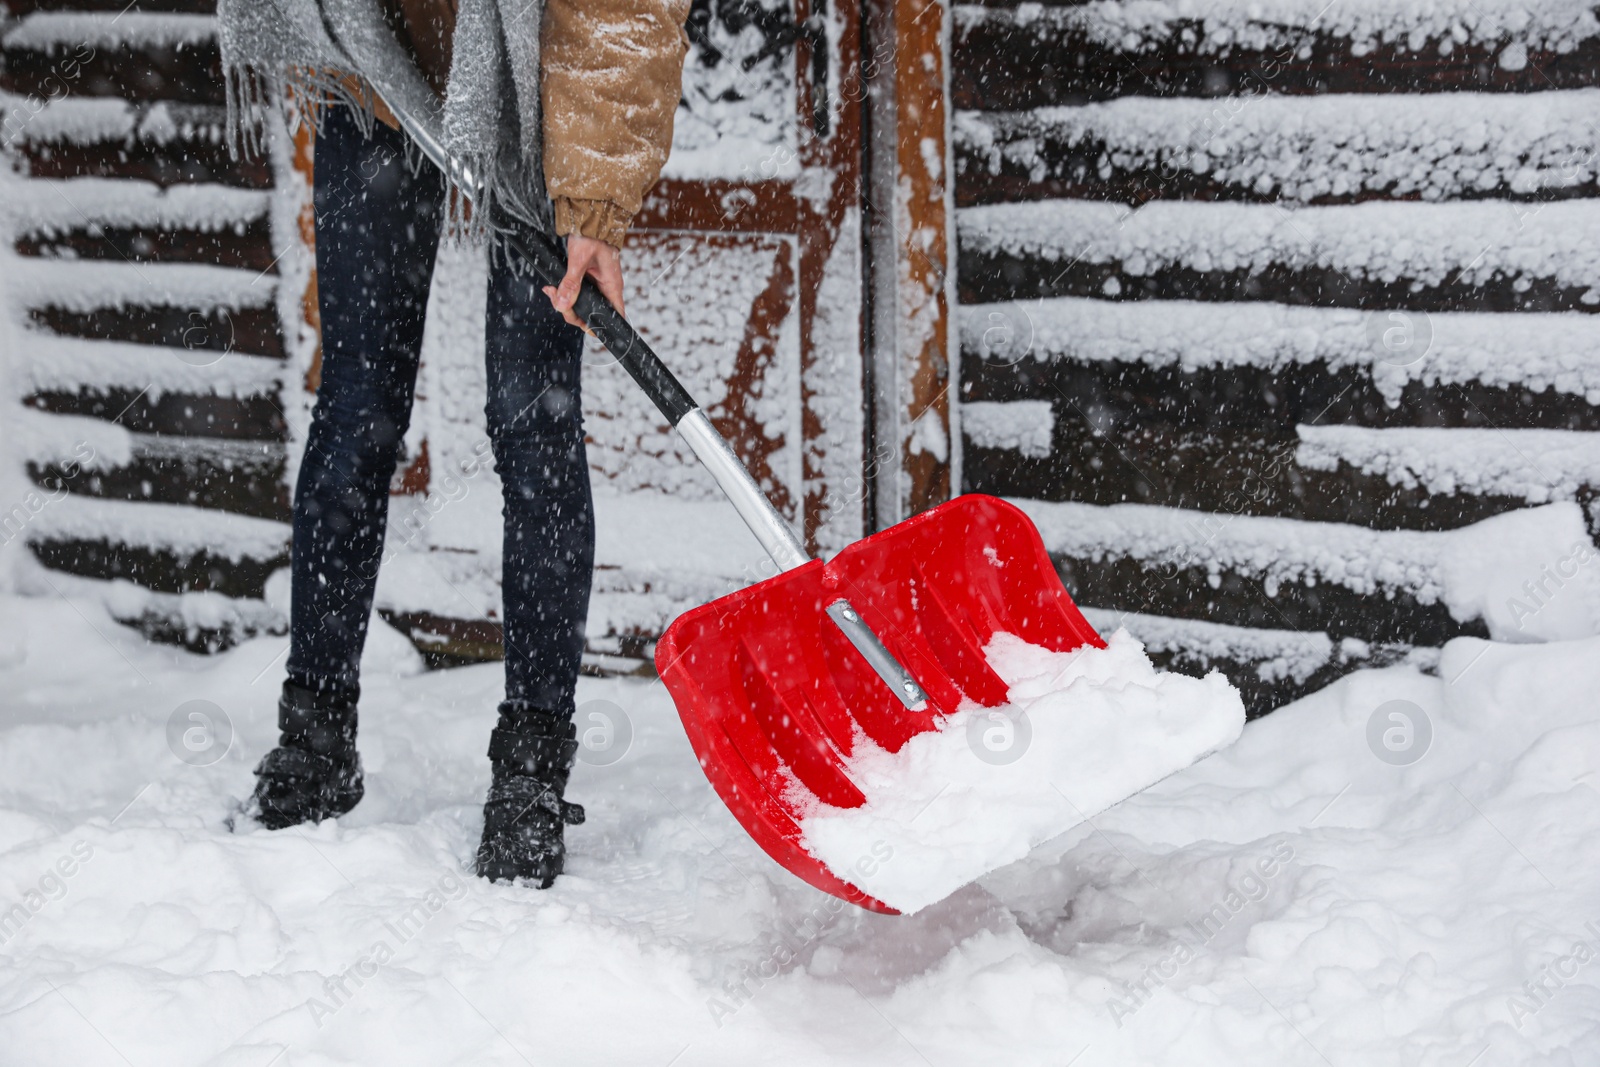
[241,682,364,830]
[476,706,585,887]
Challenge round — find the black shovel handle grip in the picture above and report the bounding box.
[496,213,697,426]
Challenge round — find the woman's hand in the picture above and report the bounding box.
[543,234,624,332]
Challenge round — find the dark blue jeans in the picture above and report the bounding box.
[286,106,594,720]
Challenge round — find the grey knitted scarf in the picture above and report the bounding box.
[217,0,547,233]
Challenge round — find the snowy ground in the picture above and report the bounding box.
[2,589,1599,1065]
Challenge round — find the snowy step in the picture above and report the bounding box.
[53,440,287,519]
[8,99,266,187]
[371,490,794,670]
[14,258,284,357]
[954,90,1600,207]
[29,301,285,359]
[2,10,215,51]
[963,407,1600,531]
[954,0,1600,109]
[957,198,1600,311]
[1295,425,1600,505]
[25,495,289,599]
[10,177,269,233]
[25,382,287,440]
[1,11,223,106]
[0,3,301,652]
[16,214,276,270]
[8,257,277,311]
[9,96,222,146]
[958,299,1600,528]
[25,566,284,655]
[20,409,288,519]
[372,491,775,623]
[381,604,660,676]
[6,1,213,14]
[1021,497,1600,646]
[25,493,289,561]
[1080,606,1429,718]
[1086,607,1335,687]
[956,0,1600,52]
[18,329,291,441]
[956,297,1600,407]
[12,178,275,269]
[14,331,285,399]
[381,559,751,673]
[382,561,735,676]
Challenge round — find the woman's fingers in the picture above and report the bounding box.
[542,285,591,334]
[544,235,624,334]
[554,244,589,311]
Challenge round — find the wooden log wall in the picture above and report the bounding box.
[3,0,294,651]
[953,1,1600,714]
[1,0,868,674]
[17,0,1600,717]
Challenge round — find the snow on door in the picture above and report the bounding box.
[379,0,872,670]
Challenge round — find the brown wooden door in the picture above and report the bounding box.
[383,0,887,668]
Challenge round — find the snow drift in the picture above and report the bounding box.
[3,590,1600,1064]
[800,630,1245,913]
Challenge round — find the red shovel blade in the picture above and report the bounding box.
[655,494,1104,913]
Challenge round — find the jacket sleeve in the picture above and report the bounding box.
[540,0,692,247]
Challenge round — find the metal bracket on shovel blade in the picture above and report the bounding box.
[676,412,930,710]
[306,4,929,710]
[826,600,928,711]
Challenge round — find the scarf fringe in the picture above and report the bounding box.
[224,64,384,158]
[224,62,503,249]
[217,0,549,253]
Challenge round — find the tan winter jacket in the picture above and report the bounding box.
[373,0,690,247]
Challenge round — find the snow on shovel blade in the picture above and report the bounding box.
[655,494,1103,913]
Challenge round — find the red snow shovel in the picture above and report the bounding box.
[479,221,1106,913]
[656,495,1103,912]
[332,49,1104,914]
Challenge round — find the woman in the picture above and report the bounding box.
[239,0,691,888]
